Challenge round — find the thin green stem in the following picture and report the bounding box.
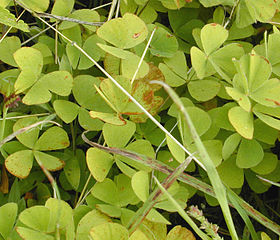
[75,173,92,208]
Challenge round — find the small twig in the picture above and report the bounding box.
[268,21,280,25]
[91,2,112,10]
[0,113,50,120]
[36,12,104,26]
[75,174,92,208]
[155,121,178,154]
[257,175,280,188]
[21,23,58,46]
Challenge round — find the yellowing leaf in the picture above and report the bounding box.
[103,120,136,148]
[166,134,185,163]
[236,139,264,168]
[19,0,49,12]
[217,156,244,188]
[149,26,178,58]
[86,148,114,182]
[131,171,149,201]
[222,133,241,160]
[226,87,251,111]
[97,13,148,49]
[0,36,21,67]
[90,223,129,240]
[0,6,29,32]
[201,23,228,55]
[228,106,254,139]
[5,150,34,179]
[236,0,277,28]
[34,127,70,151]
[0,203,17,239]
[51,0,74,16]
[13,117,39,149]
[33,151,65,171]
[89,111,126,126]
[53,100,80,124]
[14,47,43,93]
[188,79,220,101]
[166,225,196,240]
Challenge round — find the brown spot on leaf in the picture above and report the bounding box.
[24,192,33,200]
[122,111,144,115]
[133,32,141,38]
[202,98,217,110]
[62,141,70,147]
[118,114,127,125]
[48,159,65,171]
[262,56,270,64]
[137,63,165,91]
[210,23,217,26]
[143,90,154,104]
[265,98,280,106]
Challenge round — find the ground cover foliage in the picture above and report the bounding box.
[0,0,280,239]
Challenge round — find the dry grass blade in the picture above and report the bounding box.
[131,28,156,85]
[36,12,104,26]
[0,120,61,148]
[257,175,280,187]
